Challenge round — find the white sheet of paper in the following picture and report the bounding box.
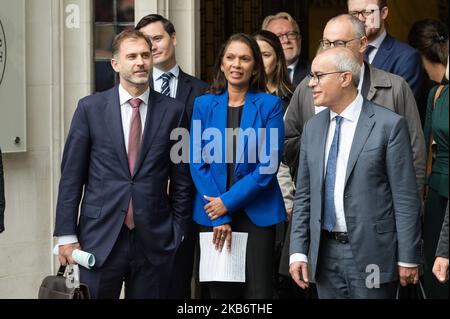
[199,232,248,283]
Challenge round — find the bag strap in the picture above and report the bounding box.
[57,265,66,276]
[424,85,445,199]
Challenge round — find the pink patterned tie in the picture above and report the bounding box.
[125,98,142,230]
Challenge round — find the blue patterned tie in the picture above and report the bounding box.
[323,116,343,232]
[160,72,173,97]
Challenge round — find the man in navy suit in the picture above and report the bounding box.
[54,29,192,299]
[136,14,208,298]
[136,14,208,123]
[348,0,423,99]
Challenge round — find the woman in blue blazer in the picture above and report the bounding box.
[190,33,286,298]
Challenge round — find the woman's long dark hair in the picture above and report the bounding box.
[209,33,267,94]
[408,19,448,66]
[254,30,293,98]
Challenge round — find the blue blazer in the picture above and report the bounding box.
[372,33,423,99]
[190,90,286,227]
[54,86,193,268]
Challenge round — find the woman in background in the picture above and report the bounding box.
[254,30,298,298]
[409,18,449,299]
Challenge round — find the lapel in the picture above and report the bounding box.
[235,91,258,172]
[148,75,154,89]
[103,86,130,174]
[344,100,375,186]
[317,109,330,184]
[372,34,393,70]
[211,92,228,172]
[176,69,192,105]
[133,89,167,177]
[361,62,372,98]
[366,64,392,101]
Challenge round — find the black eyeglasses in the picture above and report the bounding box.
[319,38,360,48]
[308,71,347,84]
[348,8,380,18]
[276,31,300,41]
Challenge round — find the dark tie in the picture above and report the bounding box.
[323,116,343,232]
[288,67,294,84]
[125,98,142,230]
[160,72,174,97]
[364,45,376,63]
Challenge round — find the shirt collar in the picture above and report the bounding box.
[119,84,150,106]
[330,94,363,123]
[287,59,298,72]
[153,65,180,81]
[369,30,387,50]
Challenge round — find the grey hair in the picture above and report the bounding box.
[331,50,361,87]
[329,14,366,39]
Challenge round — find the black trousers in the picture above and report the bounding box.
[199,211,275,299]
[80,225,173,299]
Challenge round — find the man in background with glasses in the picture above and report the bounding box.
[283,15,425,196]
[262,12,310,88]
[289,46,422,299]
[348,0,423,100]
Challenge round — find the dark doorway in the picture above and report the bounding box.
[200,0,310,83]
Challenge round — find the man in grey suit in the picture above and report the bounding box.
[283,15,425,192]
[289,47,422,299]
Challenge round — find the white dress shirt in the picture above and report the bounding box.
[366,30,387,64]
[57,85,150,246]
[153,65,180,98]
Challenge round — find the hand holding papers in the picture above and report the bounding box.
[53,245,95,269]
[199,232,248,282]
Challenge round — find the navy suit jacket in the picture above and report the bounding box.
[292,57,310,89]
[190,91,286,227]
[176,68,209,123]
[54,86,193,268]
[372,33,423,99]
[151,68,208,123]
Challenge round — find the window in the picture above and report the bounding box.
[94,0,135,92]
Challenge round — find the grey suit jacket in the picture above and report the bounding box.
[284,63,426,190]
[436,202,449,258]
[290,100,423,284]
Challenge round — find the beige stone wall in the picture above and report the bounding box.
[0,0,92,298]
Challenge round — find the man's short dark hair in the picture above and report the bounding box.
[135,14,176,36]
[111,28,152,58]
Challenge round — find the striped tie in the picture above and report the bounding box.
[160,72,173,97]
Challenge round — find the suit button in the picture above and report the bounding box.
[130,180,135,185]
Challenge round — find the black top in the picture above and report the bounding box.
[226,105,244,191]
[0,148,5,233]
